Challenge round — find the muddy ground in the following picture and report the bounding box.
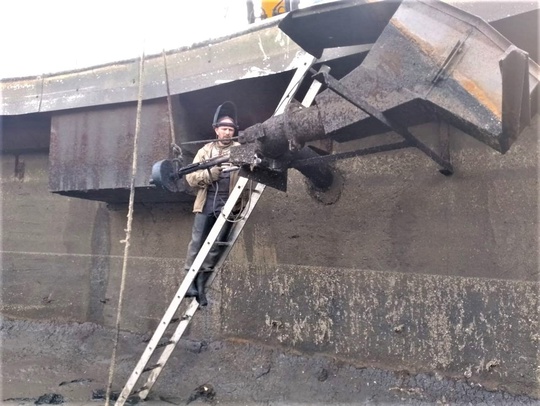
[1,316,539,406]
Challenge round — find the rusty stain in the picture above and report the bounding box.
[389,12,503,122]
[453,71,502,119]
[390,19,438,61]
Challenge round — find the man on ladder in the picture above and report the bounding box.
[183,101,247,306]
[114,53,319,406]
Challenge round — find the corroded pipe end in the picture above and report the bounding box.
[305,167,344,205]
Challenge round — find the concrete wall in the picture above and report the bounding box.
[1,116,538,396]
[1,149,223,337]
[220,118,539,396]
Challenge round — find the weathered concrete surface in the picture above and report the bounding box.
[1,119,538,402]
[1,151,221,338]
[1,124,228,344]
[221,117,540,396]
[222,263,539,395]
[234,120,538,282]
[2,317,539,405]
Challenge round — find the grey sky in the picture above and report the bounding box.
[0,0,505,80]
[0,0,248,79]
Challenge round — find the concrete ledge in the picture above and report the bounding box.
[221,262,540,396]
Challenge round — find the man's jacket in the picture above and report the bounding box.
[185,141,244,213]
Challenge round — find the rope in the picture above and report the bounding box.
[105,50,146,406]
[162,49,182,159]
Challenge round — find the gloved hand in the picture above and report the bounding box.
[209,166,222,182]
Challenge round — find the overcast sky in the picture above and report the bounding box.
[1,0,502,80]
[0,0,250,79]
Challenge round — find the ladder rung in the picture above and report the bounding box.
[142,364,162,373]
[170,317,180,323]
[156,340,174,349]
[215,241,231,246]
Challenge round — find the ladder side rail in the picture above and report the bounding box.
[137,181,265,399]
[275,53,317,115]
[116,178,250,406]
[136,298,200,399]
[301,64,328,108]
[200,181,266,289]
[135,55,319,401]
[129,177,251,402]
[117,51,321,406]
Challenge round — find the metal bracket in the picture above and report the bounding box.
[291,141,410,169]
[437,121,453,176]
[311,69,453,174]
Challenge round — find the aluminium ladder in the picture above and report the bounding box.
[115,52,322,406]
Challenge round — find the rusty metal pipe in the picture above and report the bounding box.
[290,147,334,191]
[238,106,336,191]
[239,105,326,158]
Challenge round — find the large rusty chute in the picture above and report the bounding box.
[230,0,539,191]
[149,0,539,195]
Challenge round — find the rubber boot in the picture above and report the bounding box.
[185,271,198,297]
[196,272,211,307]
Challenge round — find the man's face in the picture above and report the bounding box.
[214,120,235,146]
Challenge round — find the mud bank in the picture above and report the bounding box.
[1,317,538,405]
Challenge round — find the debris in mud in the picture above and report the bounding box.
[42,295,54,304]
[3,397,35,403]
[394,324,404,333]
[187,384,216,404]
[253,363,271,379]
[486,359,500,370]
[59,378,93,386]
[35,393,64,404]
[91,389,140,404]
[158,396,183,405]
[91,388,118,401]
[317,368,329,382]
